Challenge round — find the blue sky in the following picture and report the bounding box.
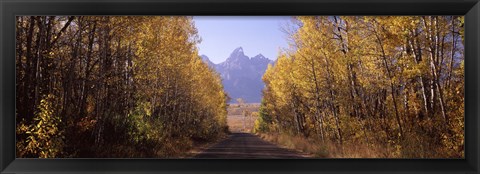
[193,16,292,64]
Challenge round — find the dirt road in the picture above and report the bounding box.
[194,133,307,158]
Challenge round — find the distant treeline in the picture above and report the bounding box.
[16,16,228,158]
[256,16,464,158]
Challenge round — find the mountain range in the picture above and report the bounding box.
[201,47,274,103]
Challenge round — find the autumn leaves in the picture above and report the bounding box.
[16,16,228,157]
[257,16,464,158]
[15,16,464,158]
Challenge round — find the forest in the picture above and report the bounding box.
[15,16,465,158]
[255,16,465,158]
[15,16,228,158]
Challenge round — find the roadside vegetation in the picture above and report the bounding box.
[255,16,465,158]
[16,16,228,158]
[15,16,465,158]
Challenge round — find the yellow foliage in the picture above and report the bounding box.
[17,94,64,158]
[261,16,464,158]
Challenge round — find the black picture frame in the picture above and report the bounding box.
[1,0,479,173]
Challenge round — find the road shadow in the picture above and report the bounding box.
[194,133,307,159]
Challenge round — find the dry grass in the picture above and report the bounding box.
[257,133,392,158]
[227,115,258,132]
[227,104,259,132]
[258,133,328,157]
[227,103,260,115]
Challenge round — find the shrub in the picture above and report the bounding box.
[17,94,64,158]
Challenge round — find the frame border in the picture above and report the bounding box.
[1,0,479,173]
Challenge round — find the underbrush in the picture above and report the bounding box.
[257,133,392,158]
[16,98,228,158]
[257,130,462,158]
